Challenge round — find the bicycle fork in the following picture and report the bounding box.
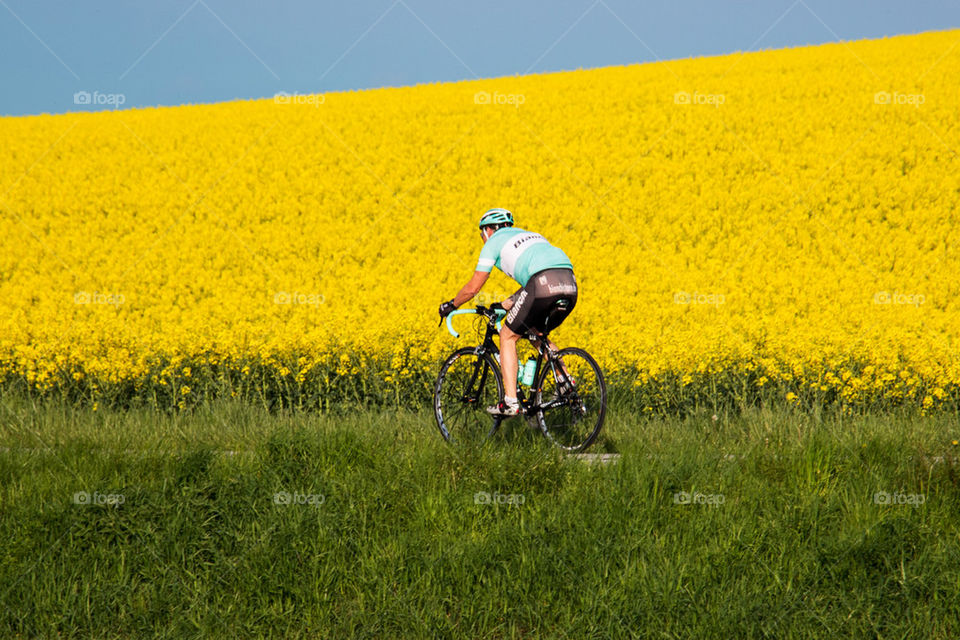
[463,355,490,405]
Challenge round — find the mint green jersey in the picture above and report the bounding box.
[475,227,573,286]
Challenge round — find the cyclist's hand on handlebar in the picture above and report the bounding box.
[489,301,504,312]
[438,300,457,319]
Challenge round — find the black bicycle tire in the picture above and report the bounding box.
[433,347,504,443]
[535,346,607,452]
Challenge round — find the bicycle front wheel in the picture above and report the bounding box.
[535,347,606,452]
[434,348,504,445]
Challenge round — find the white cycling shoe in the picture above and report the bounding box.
[485,400,520,417]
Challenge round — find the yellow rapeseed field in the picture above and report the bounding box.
[1,30,959,410]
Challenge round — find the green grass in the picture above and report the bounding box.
[1,394,959,638]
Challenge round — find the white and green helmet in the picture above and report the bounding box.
[478,208,514,229]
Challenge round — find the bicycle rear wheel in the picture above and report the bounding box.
[434,348,504,445]
[535,347,606,452]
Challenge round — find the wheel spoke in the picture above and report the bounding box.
[536,348,606,451]
[434,350,503,445]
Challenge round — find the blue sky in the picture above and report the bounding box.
[1,0,958,116]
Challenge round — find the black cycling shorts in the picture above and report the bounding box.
[504,268,578,335]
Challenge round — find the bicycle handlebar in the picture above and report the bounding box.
[444,305,507,338]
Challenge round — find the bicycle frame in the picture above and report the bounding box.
[438,304,603,451]
[444,307,565,415]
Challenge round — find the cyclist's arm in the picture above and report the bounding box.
[452,270,489,307]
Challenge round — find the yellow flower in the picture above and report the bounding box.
[0,30,957,410]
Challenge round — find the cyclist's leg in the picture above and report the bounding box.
[499,324,521,402]
[502,283,540,402]
[531,331,573,384]
[497,287,524,402]
[503,270,581,394]
[502,287,521,312]
[525,269,579,381]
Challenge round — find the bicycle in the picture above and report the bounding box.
[434,300,606,452]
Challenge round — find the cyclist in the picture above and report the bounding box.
[438,208,578,416]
